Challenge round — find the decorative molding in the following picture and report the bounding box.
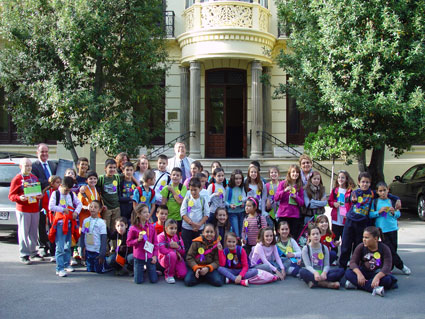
[201,4,253,29]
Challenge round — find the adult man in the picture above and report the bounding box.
[166,142,194,182]
[32,143,57,257]
[9,158,44,264]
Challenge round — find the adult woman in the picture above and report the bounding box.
[299,154,313,187]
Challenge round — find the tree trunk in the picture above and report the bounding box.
[357,150,367,173]
[367,146,385,190]
[64,129,79,165]
[90,146,96,172]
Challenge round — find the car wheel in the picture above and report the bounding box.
[418,196,425,221]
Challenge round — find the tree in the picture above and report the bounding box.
[0,0,168,167]
[276,0,425,186]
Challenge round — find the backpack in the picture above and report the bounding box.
[55,190,74,206]
[97,174,121,191]
[305,243,326,269]
[248,269,278,284]
[167,183,183,200]
[153,172,171,190]
[136,185,155,204]
[223,246,242,267]
[297,216,315,247]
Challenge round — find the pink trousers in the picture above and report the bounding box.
[159,251,187,279]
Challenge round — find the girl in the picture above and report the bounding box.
[157,219,187,284]
[300,226,344,289]
[266,166,280,228]
[250,227,286,280]
[276,221,302,277]
[328,170,355,242]
[345,226,398,296]
[275,164,304,239]
[126,204,158,284]
[244,165,267,216]
[208,161,223,184]
[134,155,150,185]
[370,182,411,275]
[302,171,327,223]
[183,160,203,187]
[217,232,257,287]
[197,172,209,197]
[184,224,223,287]
[207,167,226,223]
[241,197,267,256]
[225,169,246,237]
[315,215,339,264]
[78,171,101,232]
[65,168,79,194]
[212,207,230,246]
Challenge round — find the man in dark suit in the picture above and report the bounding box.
[32,143,57,257]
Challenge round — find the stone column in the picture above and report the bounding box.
[189,61,201,158]
[250,60,263,159]
[180,66,190,150]
[263,67,273,157]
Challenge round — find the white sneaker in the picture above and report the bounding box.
[70,258,78,266]
[225,278,230,284]
[65,266,75,273]
[58,270,67,277]
[50,256,56,263]
[372,286,385,297]
[402,265,411,275]
[165,277,176,284]
[345,280,356,289]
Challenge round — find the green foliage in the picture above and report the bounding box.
[276,0,425,161]
[0,0,168,156]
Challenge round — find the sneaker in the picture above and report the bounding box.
[20,256,32,265]
[402,265,411,275]
[372,286,385,297]
[241,279,249,287]
[70,258,78,266]
[307,281,315,288]
[166,277,176,284]
[345,280,356,289]
[58,270,67,277]
[30,254,44,262]
[225,278,230,284]
[50,256,56,263]
[65,266,75,273]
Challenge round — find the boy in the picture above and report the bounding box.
[106,217,133,276]
[339,172,401,269]
[76,157,89,188]
[197,172,209,197]
[119,161,137,222]
[155,205,169,235]
[97,159,121,231]
[180,177,210,254]
[153,154,171,208]
[80,200,107,273]
[133,169,156,220]
[48,176,82,277]
[161,167,187,233]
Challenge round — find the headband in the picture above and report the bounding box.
[247,197,257,206]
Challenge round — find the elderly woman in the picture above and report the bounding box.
[299,154,314,187]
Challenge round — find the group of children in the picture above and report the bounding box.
[18,152,410,296]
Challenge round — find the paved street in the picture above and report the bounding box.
[0,214,424,319]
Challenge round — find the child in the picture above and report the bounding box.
[207,167,226,223]
[184,224,223,287]
[302,171,327,223]
[275,164,304,239]
[265,166,280,228]
[276,221,302,277]
[161,167,187,233]
[97,159,121,232]
[183,160,203,187]
[78,171,101,228]
[76,157,89,188]
[154,205,168,235]
[80,200,107,273]
[217,232,257,287]
[250,227,286,280]
[339,172,400,269]
[119,161,137,222]
[198,172,209,196]
[345,226,398,296]
[248,161,267,184]
[328,170,355,242]
[300,226,344,289]
[180,177,210,254]
[106,217,133,276]
[316,215,339,264]
[370,182,411,275]
[225,169,245,238]
[48,176,82,277]
[208,161,223,184]
[65,168,79,194]
[133,169,156,220]
[212,207,230,246]
[241,197,267,256]
[126,204,158,284]
[244,165,267,217]
[157,219,187,283]
[153,154,170,208]
[134,155,150,185]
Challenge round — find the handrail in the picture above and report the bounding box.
[259,131,334,178]
[147,132,190,160]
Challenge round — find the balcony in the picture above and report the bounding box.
[178,0,275,65]
[164,10,175,38]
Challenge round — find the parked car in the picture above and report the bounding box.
[389,164,425,221]
[0,152,37,230]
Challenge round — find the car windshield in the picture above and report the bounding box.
[0,165,20,184]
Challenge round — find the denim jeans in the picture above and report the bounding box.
[184,268,224,287]
[228,211,245,238]
[134,258,158,284]
[299,267,345,286]
[55,222,71,272]
[86,250,103,273]
[345,267,397,292]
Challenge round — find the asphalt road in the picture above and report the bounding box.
[0,213,424,319]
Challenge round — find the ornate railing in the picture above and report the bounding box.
[164,11,175,38]
[147,132,190,159]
